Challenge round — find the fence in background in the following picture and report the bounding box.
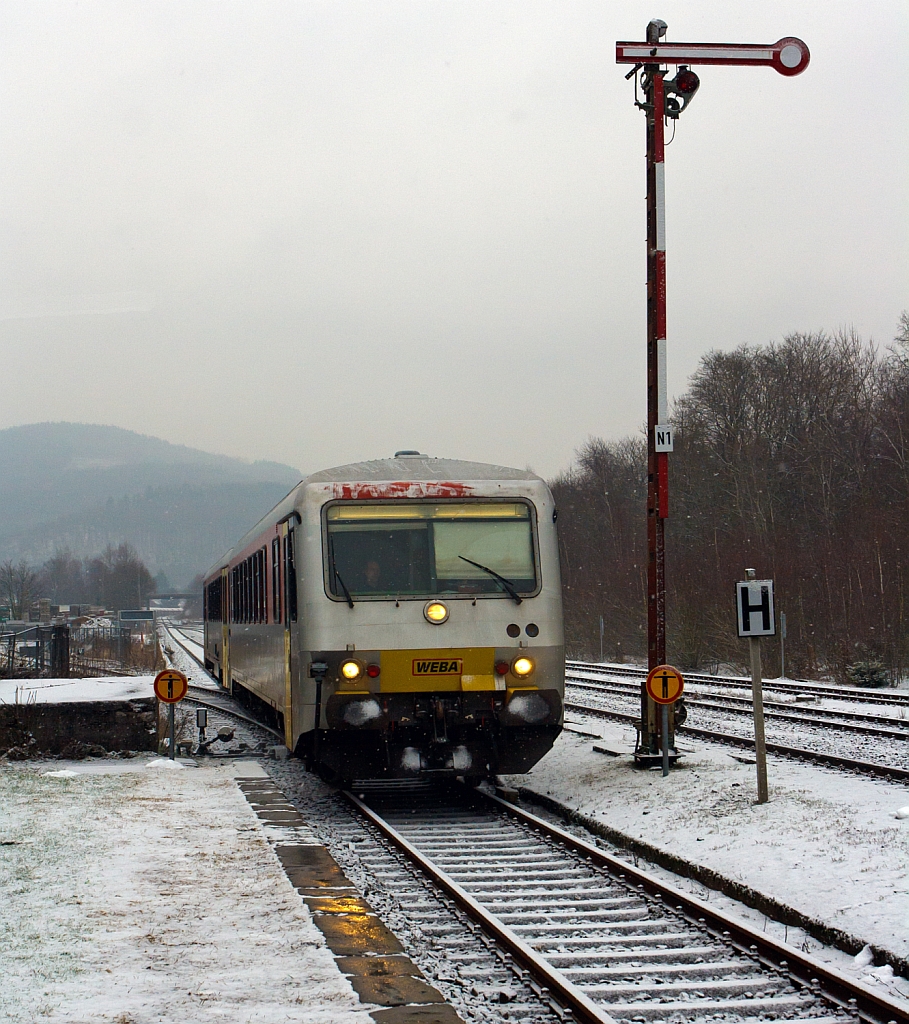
[0,624,160,678]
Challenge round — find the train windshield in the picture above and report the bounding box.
[326,502,537,599]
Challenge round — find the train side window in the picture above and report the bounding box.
[285,529,298,623]
[253,552,260,623]
[272,538,281,624]
[258,547,266,622]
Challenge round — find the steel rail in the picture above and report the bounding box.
[567,675,909,737]
[165,626,206,662]
[160,624,285,742]
[182,691,284,742]
[564,700,909,783]
[344,790,620,1024]
[345,786,903,1024]
[568,660,909,706]
[483,791,904,1024]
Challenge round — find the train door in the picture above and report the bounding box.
[221,566,231,693]
[280,521,294,748]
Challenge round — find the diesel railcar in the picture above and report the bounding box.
[202,453,564,782]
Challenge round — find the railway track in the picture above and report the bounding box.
[567,674,909,737]
[344,783,902,1024]
[159,622,284,744]
[569,661,909,708]
[565,665,909,783]
[162,623,905,1020]
[563,695,909,783]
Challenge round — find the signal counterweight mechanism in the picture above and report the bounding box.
[203,453,564,784]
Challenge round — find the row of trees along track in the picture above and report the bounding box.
[1,544,155,616]
[552,322,909,685]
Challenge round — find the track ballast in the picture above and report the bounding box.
[347,784,901,1024]
[565,663,909,782]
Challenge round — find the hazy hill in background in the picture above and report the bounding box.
[0,423,302,588]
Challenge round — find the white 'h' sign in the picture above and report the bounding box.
[736,580,775,637]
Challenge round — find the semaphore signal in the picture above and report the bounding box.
[617,20,809,767]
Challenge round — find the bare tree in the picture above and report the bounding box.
[553,319,909,682]
[0,560,41,621]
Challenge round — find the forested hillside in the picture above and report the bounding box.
[553,322,909,684]
[0,423,301,587]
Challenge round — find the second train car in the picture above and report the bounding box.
[203,452,564,783]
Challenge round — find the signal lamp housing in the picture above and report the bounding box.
[366,663,381,678]
[495,661,510,676]
[665,65,700,119]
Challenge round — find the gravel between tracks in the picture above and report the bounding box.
[501,721,909,999]
[266,759,562,1023]
[567,681,909,771]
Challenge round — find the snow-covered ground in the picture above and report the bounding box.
[0,758,371,1023]
[502,719,909,1003]
[0,675,156,704]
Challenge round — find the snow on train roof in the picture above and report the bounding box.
[304,454,541,484]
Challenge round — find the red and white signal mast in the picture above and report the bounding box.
[616,22,809,767]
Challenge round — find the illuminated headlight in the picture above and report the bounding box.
[423,601,449,624]
[340,659,363,681]
[511,656,535,678]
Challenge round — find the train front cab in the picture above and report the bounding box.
[296,489,564,782]
[318,645,563,782]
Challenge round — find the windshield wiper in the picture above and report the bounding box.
[458,555,523,605]
[334,567,354,608]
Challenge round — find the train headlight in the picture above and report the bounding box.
[423,601,449,624]
[340,659,363,682]
[511,656,535,678]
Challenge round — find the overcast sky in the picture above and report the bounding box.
[0,1,905,479]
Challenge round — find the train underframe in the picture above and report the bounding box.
[299,688,563,783]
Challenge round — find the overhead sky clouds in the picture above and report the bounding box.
[0,2,905,478]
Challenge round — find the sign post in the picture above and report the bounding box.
[736,571,775,803]
[154,669,188,760]
[645,664,684,777]
[616,22,808,767]
[780,610,787,680]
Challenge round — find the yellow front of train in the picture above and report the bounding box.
[291,456,564,783]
